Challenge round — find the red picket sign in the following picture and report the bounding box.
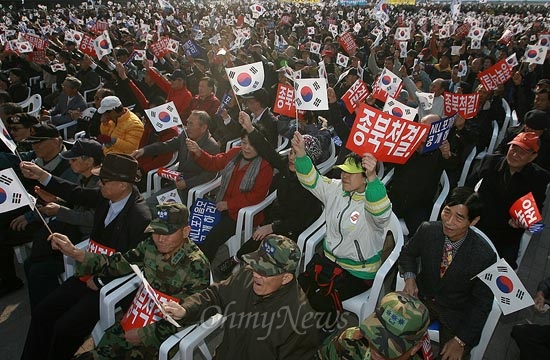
[272,83,304,119]
[79,239,116,283]
[346,104,429,164]
[338,32,358,55]
[23,33,48,51]
[79,33,97,57]
[149,37,170,59]
[509,192,543,229]
[477,58,514,91]
[341,79,370,114]
[443,92,480,119]
[120,284,179,331]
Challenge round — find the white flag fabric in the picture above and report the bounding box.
[51,62,67,73]
[156,188,182,205]
[93,31,113,60]
[225,62,265,95]
[538,34,550,49]
[523,45,548,65]
[471,39,481,50]
[310,41,321,55]
[439,24,451,39]
[372,32,383,48]
[145,101,182,132]
[307,26,315,35]
[399,41,408,58]
[394,27,410,41]
[383,98,418,121]
[505,53,518,68]
[158,0,174,11]
[167,38,179,53]
[0,120,17,153]
[376,68,402,100]
[476,258,534,315]
[329,24,338,38]
[15,41,33,53]
[417,92,435,110]
[374,0,390,24]
[336,53,349,68]
[66,29,84,45]
[0,168,36,213]
[468,26,486,41]
[294,78,329,111]
[250,4,266,18]
[458,60,468,77]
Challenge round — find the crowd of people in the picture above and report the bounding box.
[0,0,550,359]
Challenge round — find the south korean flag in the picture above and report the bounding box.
[538,34,550,49]
[439,24,451,39]
[329,24,338,38]
[0,168,36,214]
[15,41,33,53]
[505,53,518,68]
[225,61,265,95]
[457,60,468,77]
[93,31,113,60]
[307,27,315,36]
[336,53,349,68]
[471,38,481,50]
[51,62,67,73]
[341,21,350,34]
[394,27,410,41]
[523,45,548,65]
[294,78,329,111]
[0,120,16,154]
[417,91,435,110]
[156,188,183,205]
[376,68,402,100]
[145,101,182,132]
[167,38,179,53]
[310,41,321,55]
[383,98,418,121]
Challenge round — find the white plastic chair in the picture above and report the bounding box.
[296,211,327,274]
[475,120,499,160]
[429,171,451,222]
[143,151,179,199]
[56,120,78,140]
[516,231,532,268]
[426,226,501,360]
[497,99,512,146]
[317,139,337,175]
[457,147,477,187]
[61,238,90,281]
[84,83,102,106]
[14,242,32,264]
[341,212,405,321]
[510,110,519,127]
[18,93,42,118]
[225,137,241,152]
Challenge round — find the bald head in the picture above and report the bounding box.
[430,79,445,97]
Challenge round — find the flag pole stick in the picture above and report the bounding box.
[232,89,242,112]
[15,149,23,162]
[35,207,53,235]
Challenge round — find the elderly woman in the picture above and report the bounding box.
[291,131,392,334]
[186,111,276,262]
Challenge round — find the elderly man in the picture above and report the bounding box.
[400,64,445,118]
[48,203,210,360]
[183,77,221,122]
[317,292,430,360]
[96,95,144,155]
[163,235,319,360]
[399,187,497,360]
[41,76,87,126]
[133,109,220,208]
[238,88,279,148]
[467,132,550,268]
[19,153,151,360]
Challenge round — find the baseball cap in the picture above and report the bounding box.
[148,203,190,235]
[60,139,104,164]
[241,235,301,276]
[22,123,60,143]
[360,291,429,359]
[334,155,363,174]
[170,69,186,81]
[524,110,549,131]
[6,113,39,128]
[97,96,122,114]
[508,132,540,153]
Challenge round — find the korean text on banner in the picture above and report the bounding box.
[443,92,480,119]
[342,79,370,114]
[273,83,304,119]
[346,104,430,164]
[477,58,514,91]
[189,198,221,245]
[423,114,457,153]
[509,192,545,233]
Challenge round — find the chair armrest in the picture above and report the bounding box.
[237,191,278,245]
[186,176,221,210]
[98,274,141,331]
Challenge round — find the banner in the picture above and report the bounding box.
[90,21,109,35]
[382,98,418,122]
[79,239,115,282]
[294,78,329,111]
[79,33,97,57]
[145,102,182,132]
[477,58,514,91]
[23,33,48,50]
[273,83,304,119]
[182,39,201,58]
[509,192,544,233]
[225,61,265,95]
[423,114,456,153]
[342,79,370,114]
[189,198,221,244]
[338,32,358,55]
[149,37,170,59]
[476,258,534,315]
[216,92,233,116]
[346,104,429,164]
[443,92,480,119]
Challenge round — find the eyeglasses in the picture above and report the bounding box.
[99,177,115,184]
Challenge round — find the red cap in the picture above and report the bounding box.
[321,50,334,58]
[508,132,540,153]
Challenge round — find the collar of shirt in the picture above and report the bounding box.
[104,192,132,226]
[444,233,467,257]
[252,108,267,123]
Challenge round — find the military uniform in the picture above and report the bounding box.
[74,203,211,360]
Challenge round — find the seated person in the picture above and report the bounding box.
[399,187,497,360]
[186,112,276,262]
[163,235,320,359]
[49,203,210,360]
[5,113,39,152]
[7,68,29,103]
[40,76,87,127]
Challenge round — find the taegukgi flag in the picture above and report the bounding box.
[156,188,183,205]
[383,98,418,122]
[0,119,17,154]
[294,78,329,111]
[93,31,113,60]
[145,101,182,132]
[523,45,548,65]
[225,61,265,95]
[0,168,36,213]
[476,258,534,315]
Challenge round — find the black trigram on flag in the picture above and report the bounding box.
[166,105,174,112]
[150,111,157,117]
[515,289,525,300]
[313,98,321,107]
[484,273,493,281]
[0,174,13,186]
[11,193,21,204]
[405,109,411,115]
[232,85,240,93]
[156,122,162,128]
[500,297,511,305]
[497,266,508,273]
[252,81,259,88]
[313,81,320,91]
[250,66,258,74]
[228,71,236,79]
[295,98,303,106]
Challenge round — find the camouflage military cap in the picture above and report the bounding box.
[241,235,301,276]
[148,203,189,235]
[360,291,429,359]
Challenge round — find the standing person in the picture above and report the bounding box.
[399,187,497,360]
[163,235,320,360]
[19,153,151,360]
[50,203,210,360]
[291,131,392,334]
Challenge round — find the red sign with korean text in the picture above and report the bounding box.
[338,32,358,55]
[477,58,513,91]
[149,37,170,59]
[79,33,97,57]
[453,23,471,40]
[443,92,480,119]
[79,239,116,283]
[120,284,179,331]
[346,104,430,164]
[28,50,47,64]
[509,192,543,229]
[91,21,109,34]
[23,33,48,51]
[342,79,370,114]
[272,83,304,119]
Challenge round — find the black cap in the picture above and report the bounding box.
[6,113,39,128]
[22,123,60,143]
[524,110,549,131]
[60,139,104,164]
[91,153,140,183]
[170,69,186,81]
[240,88,269,107]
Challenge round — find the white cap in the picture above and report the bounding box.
[97,96,122,114]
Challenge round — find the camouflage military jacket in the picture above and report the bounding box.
[76,237,210,347]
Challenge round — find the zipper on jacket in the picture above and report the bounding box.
[353,240,366,267]
[332,197,352,253]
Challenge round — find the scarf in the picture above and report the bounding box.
[216,151,262,203]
